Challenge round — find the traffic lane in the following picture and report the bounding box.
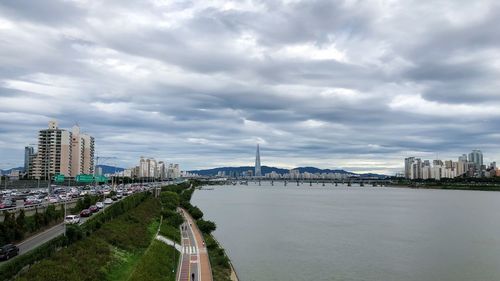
[17,223,64,255]
[3,194,137,263]
[14,200,114,256]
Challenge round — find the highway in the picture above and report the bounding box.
[1,197,118,262]
[15,212,95,256]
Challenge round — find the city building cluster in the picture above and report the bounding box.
[213,169,355,180]
[115,157,181,179]
[404,150,499,180]
[24,120,95,180]
[265,170,354,180]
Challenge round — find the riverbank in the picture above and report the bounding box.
[210,235,240,281]
[178,181,237,281]
[388,183,500,192]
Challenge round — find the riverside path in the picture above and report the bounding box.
[177,208,213,281]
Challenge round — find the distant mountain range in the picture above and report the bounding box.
[188,166,388,178]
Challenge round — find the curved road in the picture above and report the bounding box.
[178,208,212,281]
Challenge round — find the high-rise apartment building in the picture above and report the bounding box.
[24,146,34,173]
[31,121,72,179]
[404,157,415,179]
[70,125,95,176]
[147,158,157,178]
[29,121,95,179]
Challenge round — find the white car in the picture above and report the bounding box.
[104,198,113,205]
[96,202,104,209]
[65,215,80,224]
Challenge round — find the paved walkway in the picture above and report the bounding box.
[177,208,213,281]
[156,234,182,252]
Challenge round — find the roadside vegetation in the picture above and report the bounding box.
[0,193,104,246]
[1,181,200,281]
[158,191,183,243]
[14,192,157,281]
[0,206,63,245]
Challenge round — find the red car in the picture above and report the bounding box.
[80,209,92,217]
[89,205,98,213]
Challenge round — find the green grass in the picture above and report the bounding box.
[16,236,112,281]
[128,240,178,281]
[15,197,162,281]
[106,247,142,281]
[159,223,181,243]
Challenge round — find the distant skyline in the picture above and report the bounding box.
[1,1,500,175]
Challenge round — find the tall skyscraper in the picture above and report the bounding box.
[255,144,262,177]
[468,149,483,170]
[24,146,34,173]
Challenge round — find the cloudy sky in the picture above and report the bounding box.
[1,0,500,174]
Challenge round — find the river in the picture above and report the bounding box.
[191,182,500,281]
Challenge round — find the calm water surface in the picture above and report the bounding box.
[192,183,500,281]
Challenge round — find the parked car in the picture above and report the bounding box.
[104,198,113,205]
[64,215,80,224]
[96,202,104,209]
[111,195,118,201]
[0,200,14,209]
[89,205,98,213]
[80,209,92,217]
[0,244,19,260]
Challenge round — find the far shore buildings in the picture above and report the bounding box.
[116,157,181,179]
[28,120,95,179]
[404,149,497,180]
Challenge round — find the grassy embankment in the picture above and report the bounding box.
[12,183,193,281]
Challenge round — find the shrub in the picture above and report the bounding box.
[161,210,183,228]
[197,219,216,235]
[160,191,179,211]
[188,205,203,220]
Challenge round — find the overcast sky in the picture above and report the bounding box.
[1,0,500,174]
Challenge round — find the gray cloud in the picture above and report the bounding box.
[1,0,500,175]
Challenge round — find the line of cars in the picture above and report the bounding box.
[0,183,157,210]
[0,182,164,261]
[64,186,146,224]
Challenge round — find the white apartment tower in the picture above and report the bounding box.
[30,121,95,179]
[70,125,95,176]
[31,121,72,179]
